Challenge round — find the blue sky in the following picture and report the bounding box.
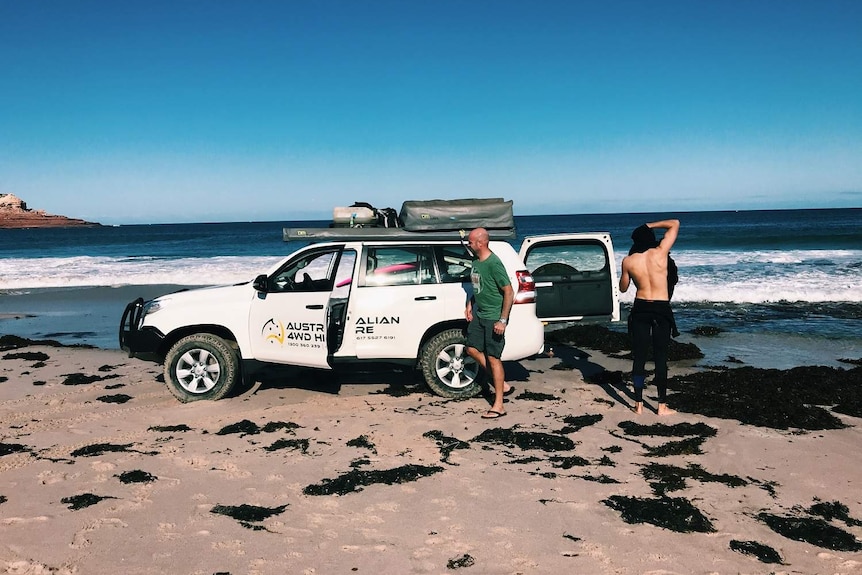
[2,0,860,224]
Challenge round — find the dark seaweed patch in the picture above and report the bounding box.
[303,464,444,496]
[104,383,125,390]
[97,394,132,404]
[559,413,603,434]
[149,424,193,433]
[641,463,748,496]
[0,376,7,383]
[1,442,31,457]
[602,445,622,453]
[563,533,581,542]
[668,366,862,430]
[515,390,559,401]
[0,334,90,350]
[839,357,862,366]
[618,421,717,438]
[597,455,615,467]
[61,372,119,386]
[261,421,301,434]
[423,430,470,464]
[603,495,715,533]
[549,362,576,371]
[350,457,371,468]
[346,435,377,453]
[374,382,424,397]
[643,436,707,457]
[729,539,784,564]
[264,438,310,453]
[97,364,117,372]
[70,443,146,457]
[472,428,575,452]
[0,495,7,504]
[757,512,862,551]
[508,456,543,465]
[211,503,288,530]
[550,455,590,469]
[808,500,862,527]
[216,420,261,436]
[117,470,157,484]
[61,493,115,510]
[575,473,620,484]
[3,351,49,361]
[446,554,475,569]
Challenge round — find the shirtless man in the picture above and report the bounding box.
[619,219,680,415]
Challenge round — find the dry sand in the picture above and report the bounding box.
[2,341,861,575]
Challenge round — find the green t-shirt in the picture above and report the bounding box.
[470,252,511,320]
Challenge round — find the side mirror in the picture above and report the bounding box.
[253,274,268,292]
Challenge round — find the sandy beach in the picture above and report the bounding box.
[2,334,862,575]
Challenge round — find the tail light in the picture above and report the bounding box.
[514,270,536,304]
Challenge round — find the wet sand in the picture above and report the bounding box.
[1,335,861,575]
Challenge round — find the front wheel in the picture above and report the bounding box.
[163,334,239,402]
[420,328,484,398]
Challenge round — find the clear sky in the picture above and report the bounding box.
[2,0,861,224]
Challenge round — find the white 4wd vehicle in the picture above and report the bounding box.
[120,233,619,402]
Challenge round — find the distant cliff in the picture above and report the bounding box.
[0,194,101,229]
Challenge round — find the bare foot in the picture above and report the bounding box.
[657,404,677,416]
[631,402,643,415]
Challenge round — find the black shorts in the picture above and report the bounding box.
[466,317,505,359]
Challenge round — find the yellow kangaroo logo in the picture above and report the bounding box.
[261,318,284,345]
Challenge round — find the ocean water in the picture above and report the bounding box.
[1,208,860,368]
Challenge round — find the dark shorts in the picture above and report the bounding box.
[466,317,505,359]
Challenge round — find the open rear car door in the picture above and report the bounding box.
[519,233,620,323]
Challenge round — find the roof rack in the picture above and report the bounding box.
[283,226,516,242]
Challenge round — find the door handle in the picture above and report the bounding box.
[414,296,437,301]
[306,304,324,309]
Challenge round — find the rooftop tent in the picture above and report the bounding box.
[284,198,516,241]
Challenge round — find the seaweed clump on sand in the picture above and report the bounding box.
[618,421,717,438]
[757,512,862,551]
[264,438,310,454]
[61,493,116,510]
[472,427,575,452]
[211,503,288,530]
[807,500,862,527]
[640,462,747,496]
[603,495,715,533]
[117,470,157,484]
[546,324,703,361]
[423,430,470,464]
[729,540,784,564]
[559,413,603,434]
[303,464,444,496]
[2,351,50,361]
[618,421,717,457]
[667,365,862,429]
[446,554,475,569]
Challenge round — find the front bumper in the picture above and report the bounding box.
[119,298,165,361]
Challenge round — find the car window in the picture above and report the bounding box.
[526,241,608,277]
[434,245,473,283]
[271,248,340,292]
[365,246,436,286]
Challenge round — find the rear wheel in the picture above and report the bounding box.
[420,328,484,398]
[163,334,239,402]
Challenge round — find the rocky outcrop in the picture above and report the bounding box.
[0,194,101,228]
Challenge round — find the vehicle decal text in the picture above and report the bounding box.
[262,318,325,347]
[355,316,400,334]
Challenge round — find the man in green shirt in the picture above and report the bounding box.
[465,227,514,419]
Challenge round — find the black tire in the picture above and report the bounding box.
[420,328,484,398]
[163,334,239,402]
